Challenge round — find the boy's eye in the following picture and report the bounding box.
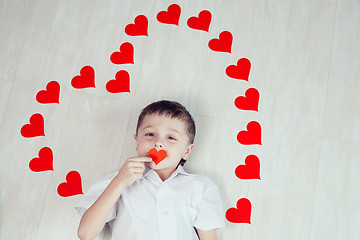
[144,133,176,140]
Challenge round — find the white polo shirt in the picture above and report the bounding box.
[75,164,226,240]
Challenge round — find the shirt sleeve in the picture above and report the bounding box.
[75,171,119,223]
[193,177,226,231]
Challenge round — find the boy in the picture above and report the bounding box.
[76,100,225,240]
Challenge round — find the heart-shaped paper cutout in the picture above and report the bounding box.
[29,147,54,172]
[71,65,95,89]
[106,70,130,93]
[187,10,212,32]
[235,155,260,179]
[234,88,259,111]
[148,148,167,165]
[237,121,262,145]
[208,31,233,53]
[157,4,181,25]
[226,198,252,223]
[110,42,134,65]
[226,58,251,81]
[125,15,148,36]
[20,113,45,138]
[36,81,60,104]
[57,171,83,197]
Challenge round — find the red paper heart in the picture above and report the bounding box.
[29,147,54,172]
[237,121,262,145]
[57,171,83,197]
[125,15,148,36]
[234,88,259,111]
[235,155,260,179]
[148,148,167,165]
[71,65,95,89]
[106,70,130,93]
[156,4,181,25]
[36,81,60,104]
[208,31,233,53]
[110,42,134,65]
[226,198,252,223]
[20,113,45,138]
[187,10,212,32]
[226,58,251,80]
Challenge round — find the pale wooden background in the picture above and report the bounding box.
[1,0,359,239]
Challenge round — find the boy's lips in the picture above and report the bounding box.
[148,148,167,165]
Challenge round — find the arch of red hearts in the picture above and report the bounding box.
[235,155,261,180]
[20,3,262,225]
[226,198,252,223]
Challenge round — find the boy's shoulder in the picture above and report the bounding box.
[178,166,220,188]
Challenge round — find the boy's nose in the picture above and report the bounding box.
[154,139,163,148]
[154,142,163,148]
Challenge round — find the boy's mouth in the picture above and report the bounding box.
[147,148,167,165]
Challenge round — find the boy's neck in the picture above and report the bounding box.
[154,167,177,182]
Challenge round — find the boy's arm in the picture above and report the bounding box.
[77,157,152,240]
[197,229,218,240]
[77,175,126,240]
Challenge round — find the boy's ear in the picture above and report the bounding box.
[134,134,138,151]
[183,144,194,160]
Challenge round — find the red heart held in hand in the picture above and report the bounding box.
[106,70,130,93]
[20,113,45,138]
[71,65,95,89]
[125,15,148,36]
[110,42,134,65]
[57,171,83,197]
[29,147,54,172]
[226,58,251,81]
[226,198,252,223]
[187,10,212,32]
[235,155,260,180]
[208,31,233,53]
[234,88,259,111]
[148,148,167,165]
[237,121,262,145]
[36,81,60,104]
[157,4,181,25]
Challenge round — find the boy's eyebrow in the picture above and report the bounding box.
[142,126,181,135]
[169,129,181,135]
[142,126,153,131]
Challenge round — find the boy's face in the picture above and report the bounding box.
[134,113,194,171]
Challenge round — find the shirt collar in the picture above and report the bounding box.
[142,163,197,181]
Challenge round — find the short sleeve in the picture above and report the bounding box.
[75,171,119,223]
[193,177,226,231]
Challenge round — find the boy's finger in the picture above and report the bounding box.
[130,157,152,162]
[143,157,153,162]
[131,166,145,173]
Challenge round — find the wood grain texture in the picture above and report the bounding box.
[322,0,360,144]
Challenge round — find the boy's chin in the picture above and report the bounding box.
[146,161,159,169]
[146,161,166,170]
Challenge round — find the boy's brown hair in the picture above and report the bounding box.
[135,100,196,166]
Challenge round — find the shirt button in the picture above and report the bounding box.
[163,211,168,216]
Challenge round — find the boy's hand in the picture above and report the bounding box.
[115,157,152,188]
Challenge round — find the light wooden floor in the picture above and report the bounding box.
[1,0,359,239]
